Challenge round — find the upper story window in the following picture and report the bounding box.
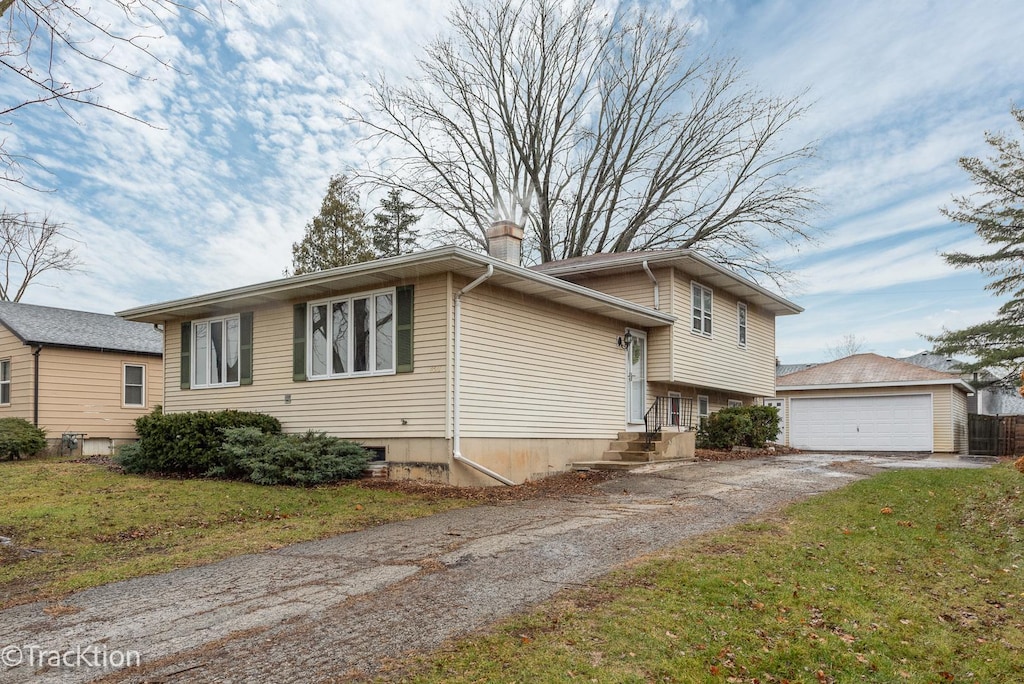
[309,288,395,379]
[124,364,146,407]
[692,283,713,336]
[737,302,748,347]
[0,359,9,404]
[193,315,240,388]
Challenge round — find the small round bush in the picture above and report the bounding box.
[0,417,48,460]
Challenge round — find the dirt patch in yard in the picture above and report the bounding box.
[358,469,622,503]
[695,445,803,461]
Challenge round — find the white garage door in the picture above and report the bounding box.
[789,394,932,452]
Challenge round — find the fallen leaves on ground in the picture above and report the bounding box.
[357,470,621,503]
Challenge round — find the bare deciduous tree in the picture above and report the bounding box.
[1,0,216,187]
[353,0,816,279]
[825,333,867,360]
[0,210,81,301]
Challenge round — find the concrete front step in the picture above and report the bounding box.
[571,457,694,472]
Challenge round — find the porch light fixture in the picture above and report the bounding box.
[617,330,635,349]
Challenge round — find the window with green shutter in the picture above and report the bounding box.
[293,303,306,382]
[180,322,191,389]
[240,311,254,385]
[396,285,414,373]
[295,285,413,380]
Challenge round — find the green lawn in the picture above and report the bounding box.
[0,457,472,608]
[394,464,1023,683]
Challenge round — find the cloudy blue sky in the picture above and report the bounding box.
[3,0,1022,363]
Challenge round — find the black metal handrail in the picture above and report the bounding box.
[643,396,694,450]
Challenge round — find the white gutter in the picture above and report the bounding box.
[641,260,659,310]
[452,265,515,486]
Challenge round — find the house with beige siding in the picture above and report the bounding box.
[0,303,163,454]
[774,353,972,454]
[119,222,801,485]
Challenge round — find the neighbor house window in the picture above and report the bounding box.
[308,288,395,379]
[697,395,710,425]
[0,359,9,404]
[737,302,748,347]
[692,283,713,335]
[124,364,145,407]
[192,315,240,388]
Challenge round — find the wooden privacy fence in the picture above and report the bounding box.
[968,414,1024,456]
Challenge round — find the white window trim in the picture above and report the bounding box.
[691,282,713,337]
[728,399,743,408]
[191,314,242,389]
[0,358,9,405]
[123,363,146,408]
[737,302,748,348]
[697,394,710,423]
[307,287,397,380]
[668,390,682,427]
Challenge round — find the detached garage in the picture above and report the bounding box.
[775,354,972,454]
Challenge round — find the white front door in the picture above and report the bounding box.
[626,331,647,424]
[764,398,785,443]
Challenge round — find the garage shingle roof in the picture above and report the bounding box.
[776,353,960,387]
[0,302,162,355]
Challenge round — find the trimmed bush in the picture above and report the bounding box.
[746,405,781,447]
[120,407,281,475]
[697,405,780,450]
[0,417,47,460]
[217,427,371,486]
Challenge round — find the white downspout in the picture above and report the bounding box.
[453,265,515,486]
[642,260,659,309]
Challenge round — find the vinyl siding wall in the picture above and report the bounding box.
[0,327,36,421]
[775,385,970,453]
[0,327,162,440]
[567,268,672,380]
[672,271,776,397]
[162,274,450,439]
[551,267,778,398]
[459,281,627,438]
[36,348,162,439]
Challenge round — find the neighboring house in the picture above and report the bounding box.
[775,353,972,453]
[118,221,801,486]
[0,302,164,454]
[899,351,1024,416]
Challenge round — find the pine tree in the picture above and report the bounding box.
[291,175,374,275]
[929,107,1024,375]
[371,189,420,258]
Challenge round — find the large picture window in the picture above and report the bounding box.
[0,359,9,404]
[309,289,395,379]
[192,315,240,388]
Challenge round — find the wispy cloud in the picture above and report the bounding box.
[1,0,1020,367]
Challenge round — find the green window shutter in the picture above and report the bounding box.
[180,322,191,390]
[396,285,414,373]
[293,303,307,382]
[240,311,254,385]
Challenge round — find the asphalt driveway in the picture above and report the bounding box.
[0,453,990,683]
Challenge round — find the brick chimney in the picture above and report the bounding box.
[485,220,524,265]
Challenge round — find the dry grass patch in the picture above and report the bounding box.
[383,464,1024,684]
[0,457,475,607]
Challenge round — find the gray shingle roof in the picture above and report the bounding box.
[777,353,962,387]
[776,363,817,377]
[0,302,162,355]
